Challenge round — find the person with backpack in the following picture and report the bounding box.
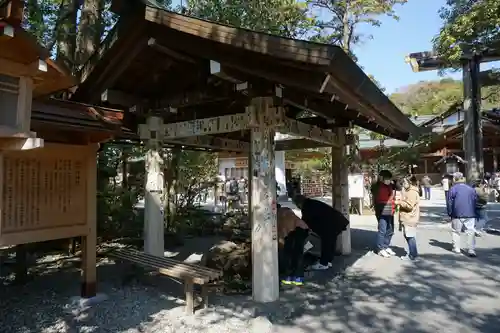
[371,170,397,258]
[473,179,489,236]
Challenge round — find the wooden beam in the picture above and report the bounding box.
[275,139,329,151]
[279,117,339,147]
[84,32,148,103]
[0,0,23,26]
[139,104,339,146]
[103,87,236,111]
[101,89,140,106]
[480,70,500,87]
[143,113,251,139]
[0,137,44,150]
[0,57,47,77]
[210,60,244,84]
[148,38,196,63]
[166,136,249,152]
[0,22,14,40]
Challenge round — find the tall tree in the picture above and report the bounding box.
[307,0,407,172]
[76,0,105,66]
[185,0,315,38]
[308,0,407,57]
[433,0,500,66]
[56,0,79,70]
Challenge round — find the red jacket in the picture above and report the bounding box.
[374,182,395,216]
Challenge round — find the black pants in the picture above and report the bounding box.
[319,228,342,266]
[283,228,309,277]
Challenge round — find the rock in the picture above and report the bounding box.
[203,240,252,281]
[249,316,273,333]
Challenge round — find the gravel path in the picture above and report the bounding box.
[2,189,500,333]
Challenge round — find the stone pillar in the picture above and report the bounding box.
[140,116,165,257]
[331,128,351,255]
[275,150,286,200]
[424,159,428,174]
[248,97,279,303]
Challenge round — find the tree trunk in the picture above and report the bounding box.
[341,3,362,173]
[76,0,104,66]
[56,0,78,71]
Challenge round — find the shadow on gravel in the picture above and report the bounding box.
[203,247,500,333]
[0,256,183,333]
[2,227,500,333]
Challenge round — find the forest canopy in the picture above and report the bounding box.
[390,78,500,116]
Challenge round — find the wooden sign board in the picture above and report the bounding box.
[235,158,248,168]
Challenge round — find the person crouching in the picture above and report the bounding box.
[292,195,349,270]
[398,176,420,261]
[277,204,309,286]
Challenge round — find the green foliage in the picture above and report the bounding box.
[308,0,407,56]
[185,0,315,38]
[433,0,500,67]
[390,78,500,116]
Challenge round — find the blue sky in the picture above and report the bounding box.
[172,0,498,94]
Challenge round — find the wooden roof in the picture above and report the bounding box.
[72,0,420,143]
[31,99,132,144]
[415,116,500,153]
[0,20,75,97]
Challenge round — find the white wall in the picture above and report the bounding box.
[275,151,287,197]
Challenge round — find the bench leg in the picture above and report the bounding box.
[184,281,194,314]
[201,285,209,309]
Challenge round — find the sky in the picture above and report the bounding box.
[171,0,498,94]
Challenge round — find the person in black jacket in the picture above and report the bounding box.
[292,195,349,270]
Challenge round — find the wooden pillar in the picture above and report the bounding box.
[424,159,428,174]
[249,97,279,303]
[142,116,165,256]
[332,128,351,255]
[14,244,27,284]
[493,148,498,172]
[81,145,98,297]
[462,55,483,181]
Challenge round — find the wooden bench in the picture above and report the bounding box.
[109,248,223,314]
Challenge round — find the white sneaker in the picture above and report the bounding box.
[328,262,333,268]
[310,262,330,270]
[386,248,396,256]
[467,250,477,257]
[452,247,462,254]
[379,249,391,258]
[400,255,420,262]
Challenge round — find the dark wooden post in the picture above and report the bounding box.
[462,54,483,182]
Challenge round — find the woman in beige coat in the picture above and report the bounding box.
[397,176,420,261]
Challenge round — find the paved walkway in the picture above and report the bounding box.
[273,188,500,332]
[199,188,500,333]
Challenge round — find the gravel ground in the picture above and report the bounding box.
[0,244,357,333]
[0,253,257,333]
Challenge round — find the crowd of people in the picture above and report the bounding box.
[276,169,491,287]
[371,169,490,261]
[216,167,490,287]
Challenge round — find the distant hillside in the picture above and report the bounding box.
[390,78,500,116]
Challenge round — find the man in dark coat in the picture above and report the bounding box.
[292,195,349,270]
